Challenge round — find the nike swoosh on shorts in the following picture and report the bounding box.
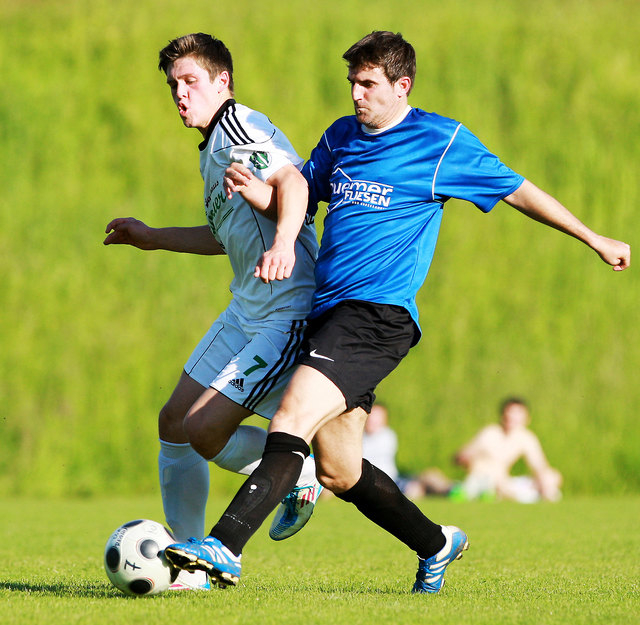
[309,349,335,362]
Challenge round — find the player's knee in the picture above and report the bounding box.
[315,467,358,494]
[158,402,184,439]
[183,413,206,455]
[158,402,175,424]
[270,406,318,441]
[183,411,230,460]
[270,407,296,432]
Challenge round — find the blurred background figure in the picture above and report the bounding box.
[361,398,562,503]
[362,403,451,499]
[453,397,562,502]
[362,403,400,483]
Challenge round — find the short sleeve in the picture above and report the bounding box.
[302,131,334,217]
[227,110,303,183]
[433,124,524,212]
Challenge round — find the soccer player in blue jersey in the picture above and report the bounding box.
[165,31,631,592]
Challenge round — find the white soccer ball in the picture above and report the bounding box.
[104,519,177,596]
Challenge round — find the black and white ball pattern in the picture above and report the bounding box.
[104,519,177,596]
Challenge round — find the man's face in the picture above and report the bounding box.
[347,65,409,130]
[165,56,225,134]
[501,403,529,433]
[365,405,388,434]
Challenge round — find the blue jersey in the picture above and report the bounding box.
[302,108,524,337]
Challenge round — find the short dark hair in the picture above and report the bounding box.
[343,31,416,93]
[158,33,234,94]
[500,396,528,414]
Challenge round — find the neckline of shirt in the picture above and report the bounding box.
[361,106,413,135]
[199,98,236,151]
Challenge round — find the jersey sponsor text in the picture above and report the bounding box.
[330,168,394,211]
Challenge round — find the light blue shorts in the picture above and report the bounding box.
[184,302,306,419]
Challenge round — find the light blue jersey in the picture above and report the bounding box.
[200,100,317,321]
[302,108,524,337]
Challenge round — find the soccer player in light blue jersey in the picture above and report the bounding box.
[165,31,630,593]
[104,33,324,590]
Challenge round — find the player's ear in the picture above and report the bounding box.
[395,76,412,97]
[215,70,231,92]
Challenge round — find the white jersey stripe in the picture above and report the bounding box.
[432,122,462,202]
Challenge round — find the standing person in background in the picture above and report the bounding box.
[104,33,323,590]
[165,30,629,594]
[454,397,562,502]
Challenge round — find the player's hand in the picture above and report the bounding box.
[104,217,156,250]
[223,162,256,200]
[254,242,296,283]
[593,235,631,271]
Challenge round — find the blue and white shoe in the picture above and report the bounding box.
[412,525,469,594]
[164,536,241,588]
[168,568,211,591]
[269,480,323,541]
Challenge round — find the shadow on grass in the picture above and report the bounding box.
[0,580,127,598]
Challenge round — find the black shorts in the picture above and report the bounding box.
[297,300,417,413]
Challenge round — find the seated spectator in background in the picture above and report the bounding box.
[453,397,562,502]
[362,403,400,483]
[362,403,451,499]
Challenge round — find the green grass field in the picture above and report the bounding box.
[1,495,639,625]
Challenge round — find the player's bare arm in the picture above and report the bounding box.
[256,164,308,282]
[223,162,276,215]
[454,430,486,468]
[503,179,630,271]
[104,217,225,255]
[224,163,306,282]
[521,433,553,477]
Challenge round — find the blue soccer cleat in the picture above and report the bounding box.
[164,536,241,588]
[412,525,469,594]
[269,480,323,541]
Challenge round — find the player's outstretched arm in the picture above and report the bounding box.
[104,217,224,255]
[503,180,630,271]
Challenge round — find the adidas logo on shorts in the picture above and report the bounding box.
[229,378,245,392]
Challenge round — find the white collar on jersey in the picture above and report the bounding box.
[361,105,412,135]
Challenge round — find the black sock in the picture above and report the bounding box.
[209,432,310,556]
[337,459,445,559]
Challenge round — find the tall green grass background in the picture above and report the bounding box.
[1,0,638,498]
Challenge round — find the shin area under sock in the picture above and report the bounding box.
[210,432,310,555]
[337,459,445,558]
[158,441,209,541]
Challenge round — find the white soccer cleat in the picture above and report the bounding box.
[168,568,211,591]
